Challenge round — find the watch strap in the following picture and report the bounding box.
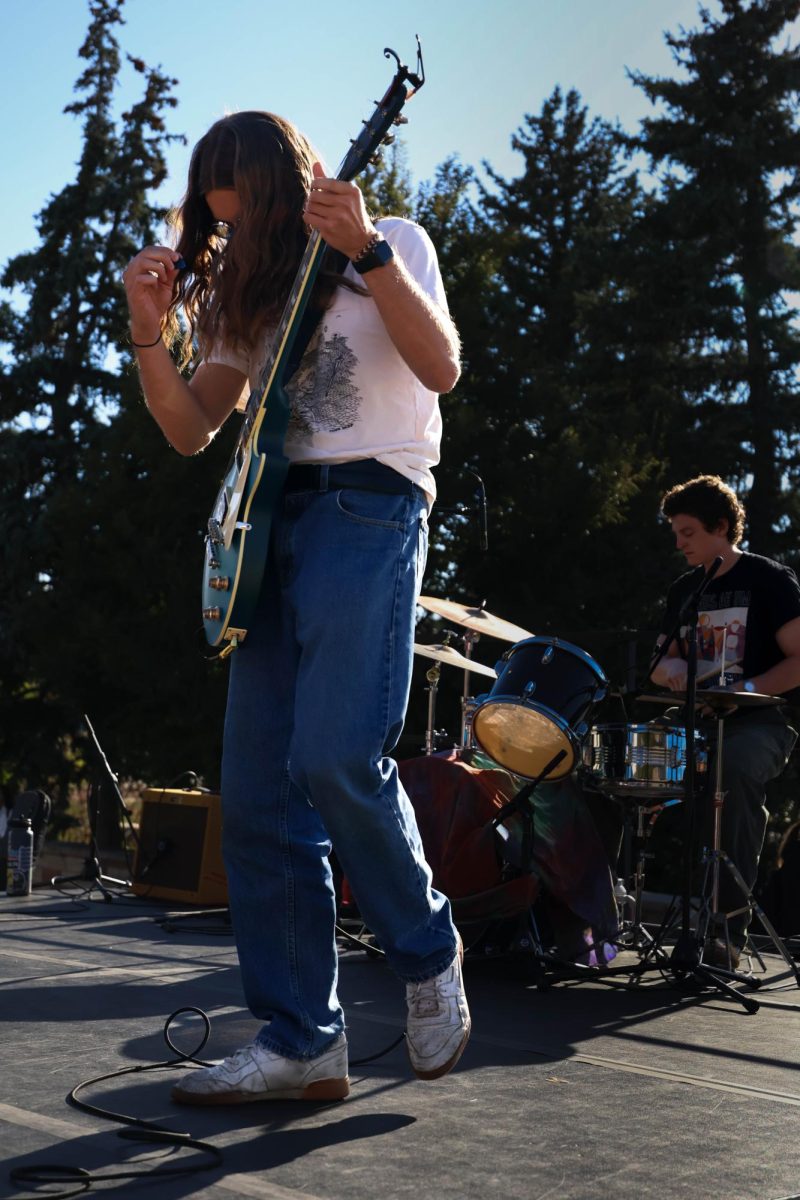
[352,233,394,275]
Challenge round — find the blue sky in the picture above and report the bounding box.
[1,0,792,268]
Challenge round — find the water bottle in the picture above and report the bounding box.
[613,877,629,925]
[7,816,34,896]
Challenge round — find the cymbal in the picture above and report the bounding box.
[417,596,533,644]
[413,643,497,678]
[639,689,781,710]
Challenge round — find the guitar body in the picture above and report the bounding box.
[201,382,291,647]
[200,45,425,652]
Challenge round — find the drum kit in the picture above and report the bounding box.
[414,596,795,988]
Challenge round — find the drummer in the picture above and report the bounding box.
[650,474,800,964]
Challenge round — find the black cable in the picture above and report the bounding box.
[8,1008,222,1199]
[7,966,408,1199]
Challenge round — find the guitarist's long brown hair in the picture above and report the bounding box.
[164,111,339,369]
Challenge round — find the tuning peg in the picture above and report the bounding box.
[393,115,408,126]
[382,134,395,145]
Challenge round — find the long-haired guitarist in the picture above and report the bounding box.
[123,109,468,1104]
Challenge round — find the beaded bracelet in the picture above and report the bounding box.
[352,232,381,264]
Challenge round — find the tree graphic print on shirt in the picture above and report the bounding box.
[287,330,362,440]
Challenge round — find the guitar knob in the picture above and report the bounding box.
[209,576,230,591]
[203,607,222,621]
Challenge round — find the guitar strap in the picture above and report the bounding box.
[281,249,348,384]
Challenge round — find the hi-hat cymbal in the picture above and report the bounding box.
[417,597,533,644]
[639,689,780,710]
[413,643,497,678]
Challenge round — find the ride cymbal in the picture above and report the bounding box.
[417,597,532,644]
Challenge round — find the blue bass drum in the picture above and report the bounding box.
[471,636,608,781]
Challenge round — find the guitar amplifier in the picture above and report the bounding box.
[132,789,228,905]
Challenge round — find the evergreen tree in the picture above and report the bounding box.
[631,0,800,560]
[423,89,663,676]
[357,138,415,218]
[0,0,230,813]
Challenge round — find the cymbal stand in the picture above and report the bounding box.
[460,628,481,747]
[695,710,800,989]
[424,661,442,755]
[648,559,758,1010]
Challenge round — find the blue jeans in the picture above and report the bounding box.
[221,483,456,1060]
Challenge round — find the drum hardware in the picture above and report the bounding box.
[646,561,767,1012]
[609,793,681,962]
[692,703,800,988]
[413,636,496,756]
[472,636,608,782]
[459,627,482,746]
[424,660,441,756]
[635,690,800,988]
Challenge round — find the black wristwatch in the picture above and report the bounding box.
[352,233,394,275]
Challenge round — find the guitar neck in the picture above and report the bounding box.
[240,231,327,436]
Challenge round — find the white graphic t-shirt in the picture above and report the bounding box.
[206,217,447,500]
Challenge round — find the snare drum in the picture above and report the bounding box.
[471,636,608,781]
[583,723,707,800]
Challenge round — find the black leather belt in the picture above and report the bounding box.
[284,459,416,496]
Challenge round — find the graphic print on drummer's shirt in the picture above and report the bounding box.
[682,602,748,684]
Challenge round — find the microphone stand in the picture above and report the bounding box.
[51,715,137,902]
[434,469,489,552]
[650,559,757,1011]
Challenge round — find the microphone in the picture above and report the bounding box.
[679,555,724,622]
[465,468,489,552]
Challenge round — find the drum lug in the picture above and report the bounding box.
[575,722,589,738]
[542,645,555,664]
[523,680,537,698]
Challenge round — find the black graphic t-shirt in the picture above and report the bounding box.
[661,552,800,702]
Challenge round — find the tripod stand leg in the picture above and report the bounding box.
[718,851,800,983]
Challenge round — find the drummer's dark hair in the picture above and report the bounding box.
[660,475,746,544]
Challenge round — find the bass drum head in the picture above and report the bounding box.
[471,698,577,781]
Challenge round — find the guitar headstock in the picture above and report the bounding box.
[337,37,425,184]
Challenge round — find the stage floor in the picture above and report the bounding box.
[2,888,800,1200]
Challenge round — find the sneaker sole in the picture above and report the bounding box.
[410,1020,471,1081]
[171,1075,350,1105]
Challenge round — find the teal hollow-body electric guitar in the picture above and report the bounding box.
[201,43,425,655]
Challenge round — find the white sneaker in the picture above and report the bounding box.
[406,935,470,1080]
[171,1034,349,1105]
